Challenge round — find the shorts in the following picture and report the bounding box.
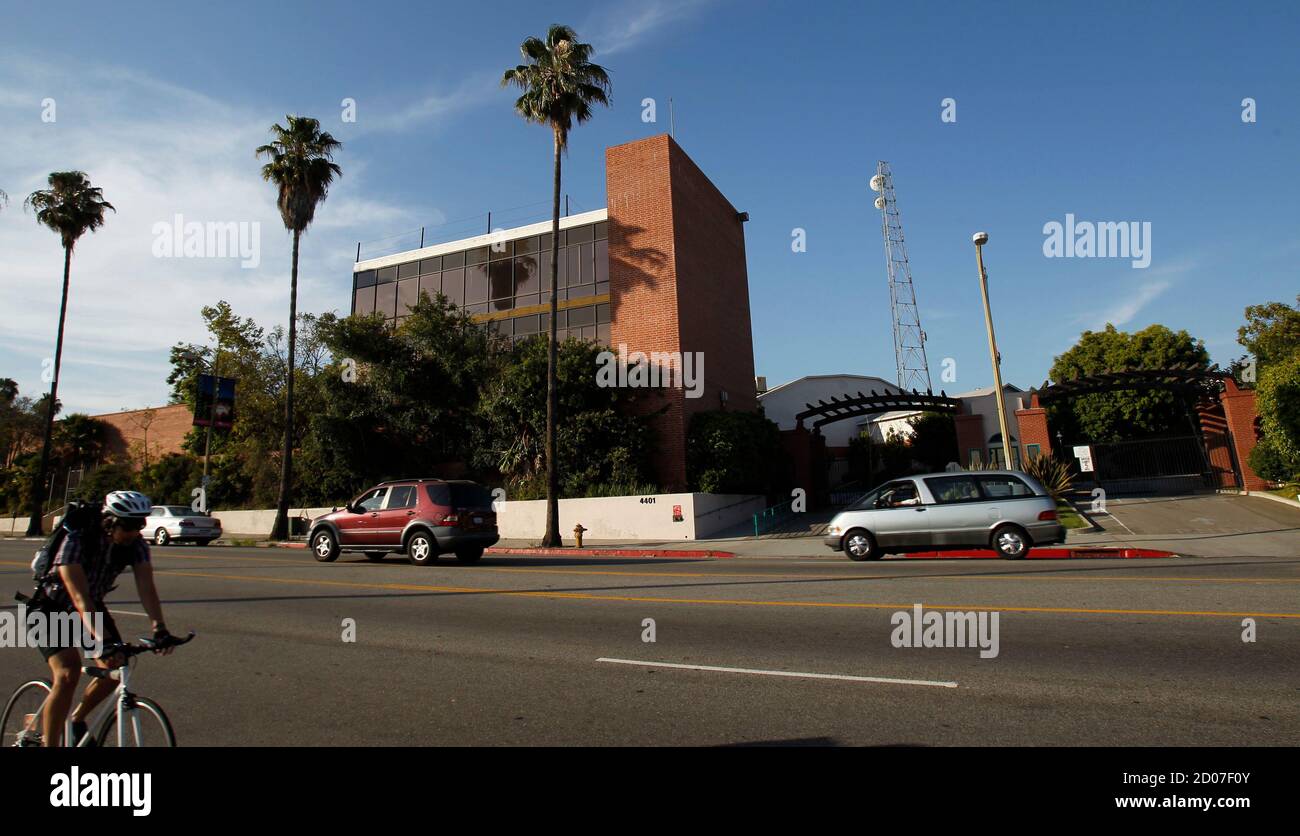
[30,605,122,662]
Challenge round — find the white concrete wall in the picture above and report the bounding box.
[495,493,763,541]
[758,374,901,448]
[214,507,335,537]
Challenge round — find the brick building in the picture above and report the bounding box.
[92,404,194,468]
[349,134,757,490]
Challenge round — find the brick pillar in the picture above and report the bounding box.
[782,424,814,501]
[1220,378,1270,490]
[954,413,985,467]
[1015,407,1051,459]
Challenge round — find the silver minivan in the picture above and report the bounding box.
[824,470,1065,560]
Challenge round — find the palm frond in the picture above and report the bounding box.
[24,171,115,250]
[255,114,343,233]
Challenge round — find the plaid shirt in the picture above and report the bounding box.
[42,530,151,609]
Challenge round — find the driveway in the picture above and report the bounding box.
[1075,493,1300,557]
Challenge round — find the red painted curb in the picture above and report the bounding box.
[262,542,307,549]
[897,547,1177,559]
[485,547,735,559]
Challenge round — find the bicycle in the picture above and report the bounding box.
[1,631,195,747]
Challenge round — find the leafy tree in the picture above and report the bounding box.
[474,335,654,499]
[1254,353,1300,478]
[305,293,497,502]
[256,116,342,539]
[906,412,959,471]
[503,24,611,546]
[1237,296,1300,368]
[687,410,786,497]
[54,413,109,470]
[22,172,115,534]
[139,454,205,506]
[1048,323,1210,442]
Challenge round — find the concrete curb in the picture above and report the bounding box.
[487,547,735,559]
[1239,490,1300,509]
[1062,496,1103,533]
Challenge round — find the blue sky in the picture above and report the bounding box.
[1,0,1297,414]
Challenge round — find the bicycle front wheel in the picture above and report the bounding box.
[1,679,52,748]
[95,697,177,747]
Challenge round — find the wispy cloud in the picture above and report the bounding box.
[1078,279,1172,330]
[0,55,425,414]
[586,0,714,56]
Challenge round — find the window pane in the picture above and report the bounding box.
[441,268,464,304]
[377,265,398,284]
[596,281,609,296]
[353,286,375,316]
[489,240,513,260]
[594,240,608,284]
[354,269,377,288]
[596,303,610,324]
[567,224,593,244]
[556,309,568,328]
[491,296,513,313]
[538,232,553,251]
[420,257,442,275]
[596,323,609,345]
[375,282,397,317]
[514,292,539,309]
[569,305,595,327]
[489,259,513,300]
[977,475,1034,498]
[570,284,596,300]
[466,263,489,303]
[398,261,419,280]
[442,251,466,269]
[566,246,581,287]
[466,302,488,314]
[594,221,607,240]
[419,272,441,301]
[579,242,594,284]
[580,325,596,342]
[513,314,538,335]
[515,235,538,254]
[388,486,416,509]
[923,476,981,504]
[398,278,419,314]
[515,254,539,295]
[466,246,490,265]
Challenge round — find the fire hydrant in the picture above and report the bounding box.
[573,524,587,548]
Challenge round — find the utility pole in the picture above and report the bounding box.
[973,231,1015,468]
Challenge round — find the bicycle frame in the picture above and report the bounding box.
[20,656,144,747]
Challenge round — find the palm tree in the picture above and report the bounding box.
[257,116,342,540]
[502,24,610,547]
[23,172,114,535]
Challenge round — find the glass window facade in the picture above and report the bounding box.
[351,221,610,345]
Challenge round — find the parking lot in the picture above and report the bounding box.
[1,530,1296,746]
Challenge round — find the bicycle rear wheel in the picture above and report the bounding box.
[1,680,52,748]
[95,697,177,747]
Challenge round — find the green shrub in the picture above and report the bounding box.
[1023,454,1076,500]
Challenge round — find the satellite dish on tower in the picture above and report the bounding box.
[874,196,887,210]
[869,174,885,192]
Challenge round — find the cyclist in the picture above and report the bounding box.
[33,490,175,746]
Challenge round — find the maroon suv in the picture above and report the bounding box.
[308,478,499,566]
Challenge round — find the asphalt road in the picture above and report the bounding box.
[1,539,1296,746]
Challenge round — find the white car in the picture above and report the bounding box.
[144,505,222,546]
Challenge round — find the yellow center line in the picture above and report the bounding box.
[475,566,1300,584]
[150,568,1300,620]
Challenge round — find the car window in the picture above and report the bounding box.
[357,488,388,511]
[449,483,494,508]
[977,474,1035,498]
[924,475,982,504]
[878,481,919,507]
[166,505,194,516]
[386,485,416,509]
[151,507,164,516]
[425,483,450,507]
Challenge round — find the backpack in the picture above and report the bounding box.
[30,500,103,583]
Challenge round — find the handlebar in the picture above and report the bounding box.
[98,631,196,659]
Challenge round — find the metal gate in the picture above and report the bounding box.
[1075,432,1239,495]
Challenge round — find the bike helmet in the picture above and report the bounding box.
[104,490,152,519]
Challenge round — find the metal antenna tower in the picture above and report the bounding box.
[871,161,933,393]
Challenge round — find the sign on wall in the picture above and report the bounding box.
[1073,444,1094,472]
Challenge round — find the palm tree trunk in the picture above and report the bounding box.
[541,131,563,547]
[26,246,72,536]
[271,229,300,540]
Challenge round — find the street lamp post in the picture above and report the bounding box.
[973,232,1015,468]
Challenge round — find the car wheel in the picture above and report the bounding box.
[406,532,437,567]
[365,551,387,562]
[842,529,880,561]
[153,528,170,546]
[311,529,340,563]
[454,547,484,565]
[992,524,1031,559]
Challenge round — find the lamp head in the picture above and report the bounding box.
[972,231,989,245]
